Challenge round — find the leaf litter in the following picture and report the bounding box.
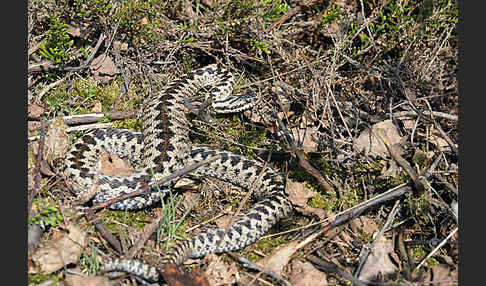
[28,0,458,284]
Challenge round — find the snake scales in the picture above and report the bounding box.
[64,64,292,283]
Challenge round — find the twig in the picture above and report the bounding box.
[35,75,69,104]
[372,127,425,195]
[112,68,132,112]
[392,110,458,122]
[28,120,49,219]
[127,215,164,258]
[233,255,292,286]
[414,227,458,272]
[28,110,136,131]
[307,254,368,286]
[275,112,334,194]
[354,200,401,278]
[29,123,115,141]
[268,0,324,30]
[85,208,123,254]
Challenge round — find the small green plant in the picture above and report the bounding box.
[153,169,198,251]
[39,16,73,63]
[29,199,64,228]
[79,243,101,274]
[320,4,345,25]
[247,38,270,55]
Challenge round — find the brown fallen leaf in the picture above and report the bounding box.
[287,180,327,221]
[28,103,45,119]
[91,101,103,113]
[290,126,318,152]
[44,116,70,165]
[162,264,209,286]
[428,264,457,286]
[354,120,404,158]
[358,236,398,282]
[290,260,328,286]
[349,216,379,237]
[204,254,237,286]
[113,41,129,52]
[66,25,81,38]
[90,54,120,83]
[99,153,135,177]
[256,240,300,276]
[31,223,87,274]
[65,267,111,286]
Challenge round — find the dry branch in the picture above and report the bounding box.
[28,110,136,131]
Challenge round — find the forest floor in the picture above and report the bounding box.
[27,0,458,285]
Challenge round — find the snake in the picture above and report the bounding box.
[64,64,293,283]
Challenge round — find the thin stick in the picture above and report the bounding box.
[85,208,123,254]
[234,255,292,286]
[307,254,368,286]
[28,120,48,219]
[392,110,458,122]
[28,110,136,131]
[414,227,458,272]
[35,75,69,104]
[275,112,334,193]
[354,200,401,277]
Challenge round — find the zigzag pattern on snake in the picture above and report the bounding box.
[64,64,292,283]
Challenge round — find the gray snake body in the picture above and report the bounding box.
[64,64,292,283]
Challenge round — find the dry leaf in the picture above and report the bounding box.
[290,260,328,286]
[174,177,199,190]
[349,216,379,237]
[113,41,128,52]
[290,126,318,152]
[28,103,45,119]
[31,223,87,274]
[429,133,454,152]
[204,254,236,286]
[287,180,327,221]
[181,191,200,211]
[66,25,81,37]
[162,264,209,286]
[90,55,120,83]
[91,101,103,113]
[99,153,135,177]
[358,236,398,282]
[257,240,300,275]
[65,269,111,286]
[429,264,457,286]
[44,116,69,164]
[355,120,403,158]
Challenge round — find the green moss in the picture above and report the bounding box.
[246,235,291,262]
[28,272,63,285]
[43,75,142,117]
[102,209,151,233]
[112,118,143,131]
[29,198,64,228]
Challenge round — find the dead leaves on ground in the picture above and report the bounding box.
[30,223,87,274]
[290,260,328,286]
[354,119,404,159]
[89,54,120,83]
[358,236,399,282]
[287,179,327,221]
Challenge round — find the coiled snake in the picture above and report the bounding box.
[64,64,292,283]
